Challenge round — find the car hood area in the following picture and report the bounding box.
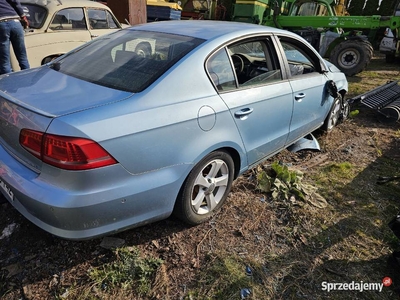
[0,67,132,117]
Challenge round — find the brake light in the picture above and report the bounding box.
[20,129,117,170]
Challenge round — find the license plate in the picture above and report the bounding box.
[0,177,14,202]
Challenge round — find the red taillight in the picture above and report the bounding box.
[19,129,43,159]
[20,129,117,170]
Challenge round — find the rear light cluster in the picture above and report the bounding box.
[19,129,117,170]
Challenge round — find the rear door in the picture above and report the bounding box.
[208,36,293,166]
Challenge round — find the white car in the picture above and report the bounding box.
[11,0,124,70]
[380,28,398,63]
[379,4,400,63]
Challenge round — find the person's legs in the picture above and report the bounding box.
[9,20,29,70]
[0,22,12,74]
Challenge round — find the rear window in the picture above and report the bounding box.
[52,29,205,92]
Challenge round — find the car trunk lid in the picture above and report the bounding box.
[0,67,132,172]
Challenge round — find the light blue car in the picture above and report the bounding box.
[0,20,348,239]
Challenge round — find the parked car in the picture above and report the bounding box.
[11,0,124,70]
[0,20,348,239]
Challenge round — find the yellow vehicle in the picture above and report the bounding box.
[12,0,123,70]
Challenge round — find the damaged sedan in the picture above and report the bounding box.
[0,21,348,239]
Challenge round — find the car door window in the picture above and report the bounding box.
[88,8,118,29]
[50,8,86,30]
[206,48,236,92]
[22,4,47,29]
[280,40,318,77]
[228,39,282,87]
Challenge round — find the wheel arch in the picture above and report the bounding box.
[176,145,243,201]
[41,54,62,65]
[218,146,242,179]
[172,146,241,224]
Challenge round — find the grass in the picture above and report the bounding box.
[55,247,164,299]
[89,247,163,295]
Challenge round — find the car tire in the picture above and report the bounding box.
[135,42,152,58]
[174,151,234,225]
[322,94,342,132]
[42,56,59,65]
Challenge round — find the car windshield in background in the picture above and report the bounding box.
[52,30,205,93]
[22,4,47,29]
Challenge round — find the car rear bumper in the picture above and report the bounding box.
[0,144,188,240]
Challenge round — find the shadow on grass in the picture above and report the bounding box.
[264,135,400,299]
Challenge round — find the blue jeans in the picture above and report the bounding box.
[0,19,30,74]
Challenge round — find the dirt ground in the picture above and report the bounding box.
[1,53,400,300]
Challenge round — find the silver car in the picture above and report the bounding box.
[0,20,348,239]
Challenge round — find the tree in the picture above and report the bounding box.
[363,0,380,15]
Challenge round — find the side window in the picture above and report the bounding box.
[280,40,318,77]
[88,9,117,29]
[50,8,86,30]
[106,10,118,29]
[228,40,282,87]
[206,48,236,92]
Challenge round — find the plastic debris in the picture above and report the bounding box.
[240,288,251,299]
[0,223,17,239]
[245,266,253,276]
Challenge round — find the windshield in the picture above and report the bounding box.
[291,2,329,16]
[22,4,47,29]
[52,30,205,93]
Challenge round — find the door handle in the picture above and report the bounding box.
[91,35,99,38]
[295,93,306,102]
[234,108,254,120]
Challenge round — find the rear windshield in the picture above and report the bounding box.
[52,29,205,93]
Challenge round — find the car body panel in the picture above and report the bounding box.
[0,20,348,239]
[286,74,331,143]
[219,81,293,165]
[0,67,131,116]
[379,28,396,54]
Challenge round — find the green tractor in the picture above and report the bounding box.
[232,0,400,76]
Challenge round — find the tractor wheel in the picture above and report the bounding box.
[329,39,373,77]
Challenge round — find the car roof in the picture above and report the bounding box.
[129,20,292,41]
[21,0,108,9]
